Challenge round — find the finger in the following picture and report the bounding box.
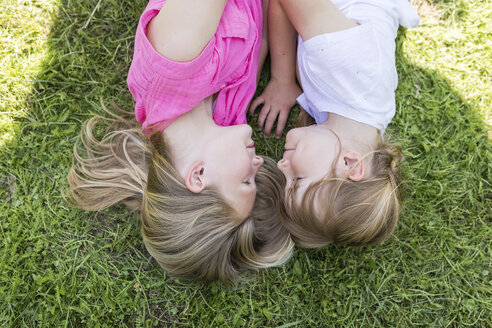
[249,96,264,115]
[257,105,271,132]
[275,109,290,138]
[263,110,279,137]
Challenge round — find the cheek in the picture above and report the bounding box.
[290,150,310,175]
[292,148,334,178]
[228,151,251,179]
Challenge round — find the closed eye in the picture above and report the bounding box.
[291,177,303,189]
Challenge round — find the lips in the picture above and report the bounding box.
[247,141,255,148]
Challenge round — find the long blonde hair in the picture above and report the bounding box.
[281,110,403,247]
[66,102,293,282]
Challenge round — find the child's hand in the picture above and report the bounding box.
[249,78,302,138]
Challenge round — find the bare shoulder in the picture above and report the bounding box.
[146,0,227,62]
[279,0,357,40]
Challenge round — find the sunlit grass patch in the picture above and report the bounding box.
[406,0,491,127]
[0,0,59,146]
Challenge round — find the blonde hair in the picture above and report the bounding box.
[66,102,293,283]
[281,111,403,247]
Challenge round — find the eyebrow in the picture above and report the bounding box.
[292,177,303,188]
[243,188,257,206]
[287,179,299,198]
[291,179,310,202]
[241,182,256,194]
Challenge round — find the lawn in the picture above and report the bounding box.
[1,0,490,327]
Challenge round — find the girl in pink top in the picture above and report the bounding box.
[67,0,293,283]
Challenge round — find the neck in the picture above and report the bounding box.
[165,96,215,134]
[162,96,216,175]
[322,113,381,152]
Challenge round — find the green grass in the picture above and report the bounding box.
[1,0,490,326]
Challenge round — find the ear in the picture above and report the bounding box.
[341,150,365,181]
[185,160,206,193]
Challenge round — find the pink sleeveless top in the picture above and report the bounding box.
[127,0,262,133]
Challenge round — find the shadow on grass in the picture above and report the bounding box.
[1,0,490,326]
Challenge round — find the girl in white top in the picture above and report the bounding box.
[251,0,419,246]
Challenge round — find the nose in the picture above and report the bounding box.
[277,158,288,170]
[277,158,292,178]
[252,155,264,171]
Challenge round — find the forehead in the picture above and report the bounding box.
[286,179,309,206]
[219,182,256,220]
[286,179,325,219]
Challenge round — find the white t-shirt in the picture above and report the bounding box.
[296,0,420,133]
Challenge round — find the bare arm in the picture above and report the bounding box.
[146,0,228,62]
[279,0,356,41]
[250,0,301,138]
[268,0,298,85]
[256,0,270,83]
[250,0,357,138]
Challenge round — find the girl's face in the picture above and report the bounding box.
[277,125,340,204]
[203,124,264,219]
